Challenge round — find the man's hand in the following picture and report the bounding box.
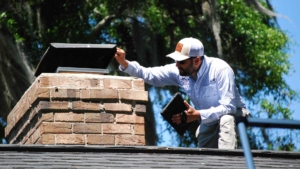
[171,101,200,124]
[114,47,129,69]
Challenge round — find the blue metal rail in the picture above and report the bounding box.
[236,117,300,169]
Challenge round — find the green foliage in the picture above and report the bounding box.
[0,12,24,42]
[0,0,298,150]
[261,99,292,119]
[220,0,290,98]
[218,0,298,150]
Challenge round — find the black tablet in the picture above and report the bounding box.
[160,92,192,135]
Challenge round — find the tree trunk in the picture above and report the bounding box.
[0,31,35,140]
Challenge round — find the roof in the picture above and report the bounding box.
[0,145,300,169]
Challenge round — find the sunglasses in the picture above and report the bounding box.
[176,57,193,64]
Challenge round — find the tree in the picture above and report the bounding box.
[0,0,298,150]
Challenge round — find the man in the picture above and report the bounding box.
[114,37,249,149]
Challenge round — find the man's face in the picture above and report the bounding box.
[176,58,196,76]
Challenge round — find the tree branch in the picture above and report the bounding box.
[90,14,116,38]
[245,0,288,20]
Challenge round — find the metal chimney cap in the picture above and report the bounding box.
[34,43,116,77]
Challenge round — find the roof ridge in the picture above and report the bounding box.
[1,145,299,159]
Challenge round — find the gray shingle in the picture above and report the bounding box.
[0,145,300,169]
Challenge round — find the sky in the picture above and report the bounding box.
[154,0,300,147]
[271,0,300,120]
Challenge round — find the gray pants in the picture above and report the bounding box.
[195,108,251,149]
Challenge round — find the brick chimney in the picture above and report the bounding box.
[5,73,148,145]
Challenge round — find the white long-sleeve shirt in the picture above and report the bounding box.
[120,55,245,125]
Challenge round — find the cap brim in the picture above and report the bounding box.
[166,51,190,61]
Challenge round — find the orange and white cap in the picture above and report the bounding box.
[167,37,204,61]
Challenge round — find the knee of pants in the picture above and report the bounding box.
[219,115,235,132]
[220,115,235,125]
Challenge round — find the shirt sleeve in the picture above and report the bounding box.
[119,61,181,87]
[199,67,237,125]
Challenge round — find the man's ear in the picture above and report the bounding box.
[194,56,201,66]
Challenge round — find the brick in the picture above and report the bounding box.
[72,101,100,111]
[103,78,131,89]
[41,123,72,134]
[68,77,100,89]
[8,116,29,142]
[119,90,148,102]
[5,122,14,137]
[68,76,83,88]
[26,114,42,140]
[5,105,30,137]
[102,124,131,134]
[14,105,27,126]
[42,112,54,122]
[38,101,69,111]
[132,79,145,90]
[29,106,39,121]
[115,114,144,124]
[35,138,42,144]
[13,114,29,139]
[82,78,100,88]
[80,89,119,100]
[87,134,115,145]
[134,124,145,135]
[14,93,30,124]
[66,89,80,98]
[31,127,41,143]
[27,82,38,105]
[48,76,71,87]
[35,87,50,100]
[41,134,55,144]
[135,104,146,113]
[22,134,29,144]
[56,134,85,145]
[73,123,101,134]
[50,88,80,99]
[38,76,49,88]
[88,89,119,100]
[7,107,16,126]
[55,112,84,122]
[80,88,89,99]
[25,136,32,144]
[85,113,114,123]
[115,135,145,145]
[134,114,144,124]
[103,103,132,112]
[14,118,30,143]
[5,73,150,145]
